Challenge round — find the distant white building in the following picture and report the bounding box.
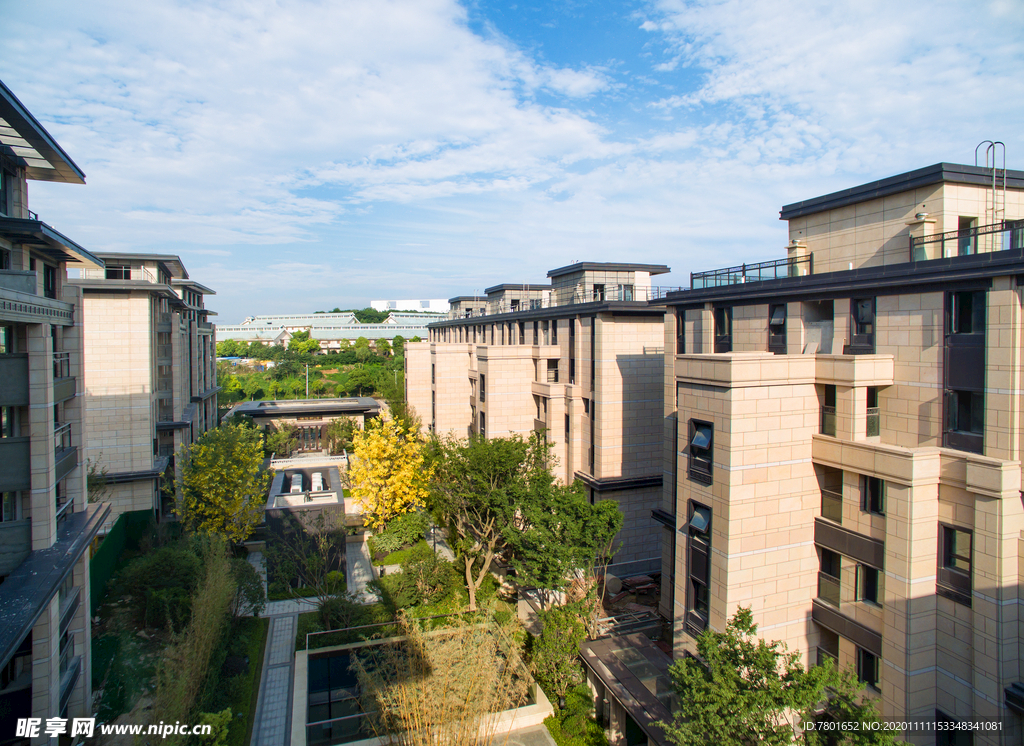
[371,298,449,313]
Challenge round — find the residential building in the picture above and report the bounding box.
[68,253,218,524]
[659,161,1024,742]
[224,397,380,456]
[407,263,676,576]
[0,78,110,744]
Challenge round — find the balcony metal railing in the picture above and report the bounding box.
[157,377,172,392]
[910,219,1024,261]
[53,351,71,380]
[821,489,843,524]
[445,285,686,319]
[820,406,837,436]
[817,572,841,607]
[157,344,172,360]
[866,407,880,437]
[691,255,812,289]
[54,422,72,452]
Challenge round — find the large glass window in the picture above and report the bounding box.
[688,420,713,485]
[105,265,132,280]
[856,564,880,606]
[857,648,880,691]
[938,524,972,606]
[861,476,885,515]
[685,501,712,636]
[768,304,787,353]
[713,307,732,353]
[847,297,875,353]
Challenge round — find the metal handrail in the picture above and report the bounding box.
[54,422,72,452]
[445,285,687,319]
[52,351,71,379]
[910,219,1024,261]
[691,255,812,289]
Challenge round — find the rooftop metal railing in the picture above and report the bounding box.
[691,254,812,289]
[910,219,1024,261]
[54,422,72,453]
[445,285,686,319]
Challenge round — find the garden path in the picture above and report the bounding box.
[345,538,380,603]
[250,612,298,746]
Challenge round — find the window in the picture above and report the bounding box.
[43,264,57,299]
[857,648,879,691]
[818,548,841,606]
[936,712,974,746]
[0,248,9,270]
[688,420,713,485]
[866,387,880,437]
[1,492,18,522]
[1,406,18,438]
[685,501,712,635]
[479,374,485,402]
[546,359,559,383]
[713,307,732,353]
[848,298,875,353]
[957,216,977,256]
[768,304,787,353]
[946,390,983,435]
[593,284,605,301]
[676,309,686,354]
[431,364,435,385]
[518,321,525,344]
[861,476,884,515]
[0,166,11,216]
[479,411,486,439]
[820,384,837,436]
[856,564,880,606]
[938,524,972,606]
[551,320,557,345]
[533,322,539,345]
[105,265,131,280]
[948,290,985,335]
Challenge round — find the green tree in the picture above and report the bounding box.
[242,375,264,401]
[176,423,270,543]
[311,377,327,398]
[376,338,392,357]
[505,481,622,609]
[428,432,553,611]
[354,337,373,363]
[353,307,389,323]
[391,335,406,357]
[661,608,838,746]
[266,424,299,457]
[289,329,321,355]
[531,602,587,701]
[325,418,358,455]
[347,366,376,396]
[216,339,240,357]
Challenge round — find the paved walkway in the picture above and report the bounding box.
[427,524,455,561]
[250,614,297,746]
[345,539,380,603]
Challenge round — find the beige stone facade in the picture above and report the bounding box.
[407,263,674,573]
[0,79,110,743]
[70,254,218,525]
[664,162,1024,742]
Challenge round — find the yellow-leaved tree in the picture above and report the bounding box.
[176,422,271,543]
[349,417,432,530]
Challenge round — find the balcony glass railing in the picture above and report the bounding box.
[817,572,841,607]
[54,422,71,452]
[53,351,71,380]
[691,255,812,289]
[820,406,836,436]
[821,489,843,524]
[910,219,1024,261]
[866,407,880,437]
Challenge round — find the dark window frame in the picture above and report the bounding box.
[687,419,713,485]
[937,523,972,606]
[685,500,712,636]
[856,564,880,606]
[768,303,787,354]
[846,297,876,354]
[857,648,880,691]
[713,307,732,353]
[861,475,885,515]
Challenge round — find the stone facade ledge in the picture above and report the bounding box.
[812,435,941,486]
[676,351,816,387]
[814,353,895,387]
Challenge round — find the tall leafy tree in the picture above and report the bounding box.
[504,482,622,609]
[661,608,898,746]
[429,432,561,611]
[349,417,432,531]
[176,422,271,543]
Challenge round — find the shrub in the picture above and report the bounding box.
[116,544,202,629]
[376,543,455,610]
[369,512,428,556]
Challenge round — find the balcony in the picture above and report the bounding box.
[910,219,1024,261]
[0,272,74,326]
[866,407,880,437]
[820,406,836,436]
[0,438,30,492]
[690,255,812,289]
[0,270,35,295]
[157,344,172,360]
[0,354,28,406]
[817,572,841,607]
[821,489,843,524]
[53,352,75,403]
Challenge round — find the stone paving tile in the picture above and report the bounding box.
[268,616,296,666]
[254,665,292,746]
[345,538,380,603]
[264,597,318,616]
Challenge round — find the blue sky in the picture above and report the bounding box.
[2,0,1022,323]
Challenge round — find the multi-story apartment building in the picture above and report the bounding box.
[0,79,110,743]
[407,263,674,574]
[659,161,1024,741]
[68,253,218,523]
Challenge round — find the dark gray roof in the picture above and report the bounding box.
[0,217,103,268]
[780,162,1024,220]
[448,295,487,303]
[483,283,549,295]
[225,397,381,420]
[0,79,86,184]
[546,262,671,278]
